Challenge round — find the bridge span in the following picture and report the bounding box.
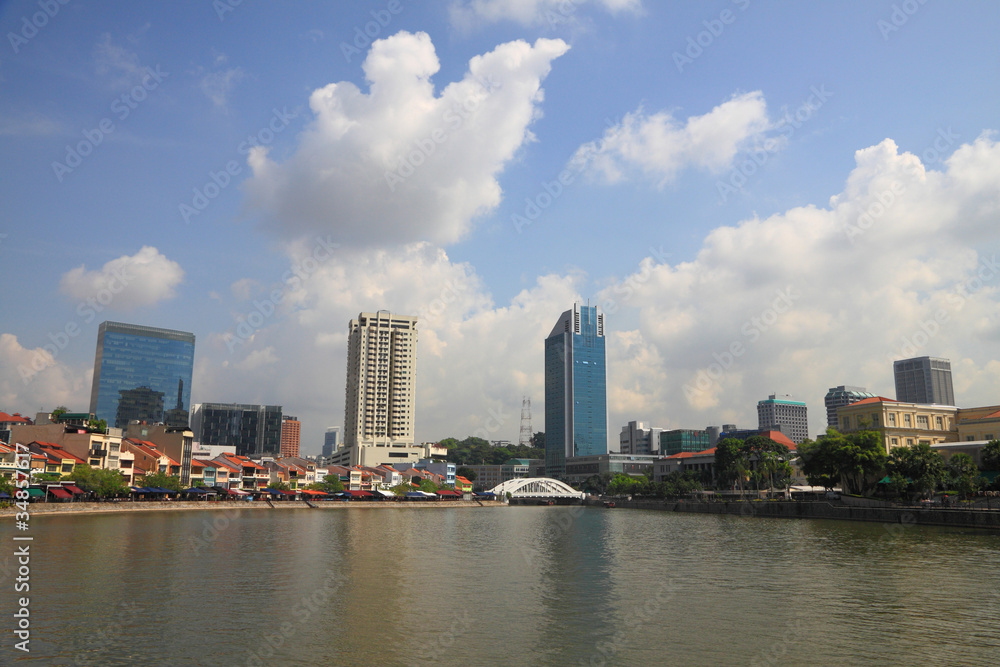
[488,477,586,503]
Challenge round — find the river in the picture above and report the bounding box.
[3,506,999,666]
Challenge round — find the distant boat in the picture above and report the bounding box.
[603,501,616,508]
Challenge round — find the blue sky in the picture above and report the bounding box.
[2,0,999,453]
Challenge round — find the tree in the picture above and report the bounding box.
[307,476,344,494]
[530,432,545,450]
[946,453,981,498]
[390,482,411,497]
[52,406,69,419]
[606,473,651,497]
[192,479,206,488]
[831,430,887,496]
[269,480,290,491]
[87,418,108,434]
[714,438,748,491]
[142,471,183,492]
[796,435,840,490]
[418,478,439,493]
[887,443,946,499]
[65,465,128,498]
[456,466,477,482]
[981,439,1000,471]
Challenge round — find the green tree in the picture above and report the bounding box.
[87,418,108,434]
[65,465,128,498]
[142,471,183,492]
[887,443,946,499]
[946,453,981,498]
[530,432,545,449]
[606,473,651,496]
[192,479,206,488]
[796,435,840,490]
[51,406,69,419]
[390,482,411,497]
[418,478,439,493]
[714,438,748,491]
[831,430,887,496]
[269,480,290,491]
[307,476,344,494]
[981,439,1000,471]
[456,466,478,482]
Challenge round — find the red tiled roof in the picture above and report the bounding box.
[667,452,698,459]
[850,396,897,406]
[758,430,797,449]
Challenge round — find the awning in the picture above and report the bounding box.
[48,487,72,499]
[300,489,328,496]
[181,487,207,494]
[474,492,496,497]
[374,489,395,497]
[343,490,374,498]
[0,492,10,499]
[27,488,44,498]
[63,484,86,495]
[436,489,462,496]
[405,491,433,499]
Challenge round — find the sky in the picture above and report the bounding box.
[2,0,999,455]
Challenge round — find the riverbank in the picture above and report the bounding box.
[594,498,1000,529]
[0,499,506,518]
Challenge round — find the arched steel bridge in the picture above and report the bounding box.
[488,477,586,501]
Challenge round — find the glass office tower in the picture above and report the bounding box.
[89,322,196,429]
[545,304,608,478]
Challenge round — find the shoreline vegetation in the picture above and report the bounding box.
[0,498,506,518]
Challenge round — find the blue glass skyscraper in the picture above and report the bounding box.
[544,304,608,478]
[89,321,196,429]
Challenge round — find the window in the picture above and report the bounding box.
[906,438,914,446]
[872,413,880,426]
[935,416,943,429]
[987,434,995,440]
[890,438,898,446]
[842,417,850,429]
[888,413,896,426]
[904,414,912,427]
[917,415,929,428]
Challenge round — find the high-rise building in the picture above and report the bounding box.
[660,429,711,455]
[894,356,955,405]
[340,311,420,467]
[757,394,808,444]
[620,421,663,455]
[824,385,877,430]
[190,403,282,458]
[89,321,195,429]
[322,427,340,458]
[280,415,301,458]
[545,303,608,478]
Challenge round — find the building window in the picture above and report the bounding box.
[888,413,896,426]
[917,415,929,429]
[935,416,943,429]
[906,438,914,446]
[987,434,995,440]
[842,416,850,430]
[890,438,898,446]
[904,414,912,427]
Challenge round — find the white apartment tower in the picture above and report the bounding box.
[340,311,420,466]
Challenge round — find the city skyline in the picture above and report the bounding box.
[2,2,999,454]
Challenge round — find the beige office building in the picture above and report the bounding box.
[837,397,958,451]
[339,311,421,466]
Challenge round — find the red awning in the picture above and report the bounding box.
[48,487,72,499]
[63,485,86,495]
[300,490,327,496]
[343,490,374,497]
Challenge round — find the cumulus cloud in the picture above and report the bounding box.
[59,246,184,310]
[202,133,1000,453]
[244,31,569,246]
[596,133,1000,436]
[571,91,774,187]
[450,0,641,29]
[0,334,90,412]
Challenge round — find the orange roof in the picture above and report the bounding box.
[455,476,472,484]
[758,430,797,449]
[850,396,897,406]
[0,412,32,423]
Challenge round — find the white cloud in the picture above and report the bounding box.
[193,134,999,454]
[596,133,1000,437]
[450,0,641,29]
[94,33,147,89]
[59,246,184,310]
[244,31,569,246]
[0,334,90,413]
[571,91,774,187]
[200,64,245,110]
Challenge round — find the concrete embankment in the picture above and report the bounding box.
[594,498,1000,530]
[1,499,505,518]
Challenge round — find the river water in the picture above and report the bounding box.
[3,506,999,666]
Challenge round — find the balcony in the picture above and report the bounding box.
[90,448,107,457]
